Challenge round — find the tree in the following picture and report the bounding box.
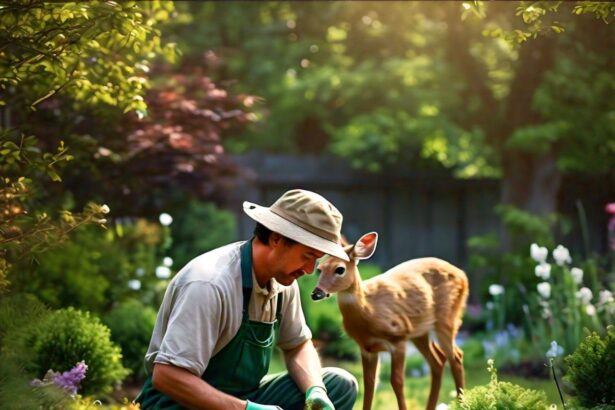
[168,1,615,249]
[0,0,175,286]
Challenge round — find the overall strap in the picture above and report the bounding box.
[275,292,283,322]
[239,239,253,321]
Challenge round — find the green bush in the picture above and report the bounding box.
[0,294,71,408]
[103,299,157,380]
[9,221,167,314]
[449,359,551,410]
[564,326,615,408]
[170,200,236,268]
[25,308,129,397]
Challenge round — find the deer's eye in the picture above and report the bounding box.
[335,267,345,275]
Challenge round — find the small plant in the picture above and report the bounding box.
[25,308,129,397]
[449,359,553,410]
[564,325,615,408]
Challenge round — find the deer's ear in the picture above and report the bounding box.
[353,232,378,260]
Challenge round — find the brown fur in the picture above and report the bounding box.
[315,235,469,410]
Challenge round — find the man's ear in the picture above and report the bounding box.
[269,232,284,247]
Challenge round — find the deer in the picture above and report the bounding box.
[311,232,469,410]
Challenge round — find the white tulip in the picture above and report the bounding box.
[159,212,173,226]
[535,263,551,280]
[599,290,613,305]
[553,245,572,266]
[489,284,504,296]
[530,243,548,263]
[163,256,173,267]
[576,287,593,305]
[128,279,141,290]
[546,340,564,358]
[570,267,583,285]
[156,266,172,279]
[537,282,551,299]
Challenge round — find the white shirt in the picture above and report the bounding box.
[144,241,312,376]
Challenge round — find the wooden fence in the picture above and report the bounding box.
[228,153,614,297]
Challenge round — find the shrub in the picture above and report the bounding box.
[449,359,552,410]
[0,294,69,409]
[9,220,167,314]
[25,308,129,397]
[103,299,157,380]
[564,326,615,408]
[169,200,236,268]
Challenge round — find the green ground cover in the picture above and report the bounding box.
[270,352,563,409]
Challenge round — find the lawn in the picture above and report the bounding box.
[270,351,564,409]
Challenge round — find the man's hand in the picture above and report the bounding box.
[304,386,335,410]
[245,400,283,410]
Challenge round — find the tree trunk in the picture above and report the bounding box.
[445,2,560,251]
[499,33,558,250]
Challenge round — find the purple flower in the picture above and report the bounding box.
[31,361,88,396]
[53,361,87,395]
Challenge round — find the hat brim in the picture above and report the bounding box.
[243,201,350,262]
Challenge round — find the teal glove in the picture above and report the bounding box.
[245,400,283,410]
[304,385,335,410]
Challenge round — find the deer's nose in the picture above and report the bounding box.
[311,287,328,301]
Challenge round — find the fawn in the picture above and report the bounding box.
[311,232,469,410]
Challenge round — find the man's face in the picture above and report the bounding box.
[268,234,325,286]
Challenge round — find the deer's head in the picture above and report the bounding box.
[311,232,378,301]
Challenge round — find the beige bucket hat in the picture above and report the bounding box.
[243,189,349,261]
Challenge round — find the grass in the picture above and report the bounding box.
[270,351,565,409]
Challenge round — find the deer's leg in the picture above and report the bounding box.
[411,334,444,410]
[390,342,408,410]
[435,326,465,398]
[361,350,379,410]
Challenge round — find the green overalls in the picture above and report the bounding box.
[136,239,282,408]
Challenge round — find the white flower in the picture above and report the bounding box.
[436,404,449,410]
[489,284,504,296]
[97,218,107,224]
[100,204,110,214]
[530,243,548,263]
[537,282,551,299]
[570,267,583,285]
[159,212,173,226]
[156,266,171,279]
[586,304,596,316]
[163,257,173,267]
[546,340,564,358]
[576,287,593,305]
[535,263,551,280]
[135,267,145,277]
[599,290,613,305]
[128,279,141,290]
[553,245,572,266]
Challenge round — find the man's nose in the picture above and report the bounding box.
[304,259,317,274]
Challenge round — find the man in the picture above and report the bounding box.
[136,189,358,410]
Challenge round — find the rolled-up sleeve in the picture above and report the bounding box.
[154,281,223,376]
[277,282,312,351]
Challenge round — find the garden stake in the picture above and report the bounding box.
[548,358,567,410]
